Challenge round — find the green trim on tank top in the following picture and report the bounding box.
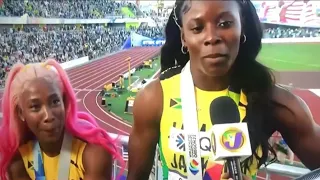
[159,133,169,180]
[252,174,257,180]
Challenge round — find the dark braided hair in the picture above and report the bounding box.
[160,0,278,173]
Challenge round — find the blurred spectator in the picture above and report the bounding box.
[0,25,130,87]
[0,24,165,87]
[135,24,163,39]
[269,133,294,165]
[263,26,320,38]
[0,0,123,18]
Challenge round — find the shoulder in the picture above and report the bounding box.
[133,78,163,126]
[10,151,25,168]
[272,85,314,133]
[82,143,113,174]
[160,65,182,81]
[8,151,30,179]
[272,85,299,109]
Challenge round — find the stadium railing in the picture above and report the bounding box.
[109,133,310,179]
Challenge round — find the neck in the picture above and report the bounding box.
[39,133,64,157]
[190,63,229,91]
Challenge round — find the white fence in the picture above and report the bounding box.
[60,56,89,69]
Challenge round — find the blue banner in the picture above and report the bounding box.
[121,36,132,49]
[131,32,152,47]
[141,39,165,47]
[130,32,165,47]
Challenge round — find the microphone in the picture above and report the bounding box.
[210,96,252,180]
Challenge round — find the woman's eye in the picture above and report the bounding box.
[52,99,61,105]
[191,26,203,33]
[30,104,40,111]
[218,21,233,28]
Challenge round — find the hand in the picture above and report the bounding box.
[221,172,252,180]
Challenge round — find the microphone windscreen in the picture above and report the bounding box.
[210,96,240,124]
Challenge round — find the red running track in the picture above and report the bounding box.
[68,47,160,135]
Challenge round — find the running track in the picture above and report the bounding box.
[0,47,319,179]
[69,47,159,135]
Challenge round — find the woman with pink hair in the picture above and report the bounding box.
[0,59,124,180]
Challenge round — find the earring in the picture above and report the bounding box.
[181,45,188,54]
[241,34,247,44]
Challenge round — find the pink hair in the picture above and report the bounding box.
[0,59,124,179]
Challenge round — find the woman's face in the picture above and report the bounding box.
[181,1,242,77]
[18,77,65,143]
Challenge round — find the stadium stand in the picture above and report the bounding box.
[0,24,163,87]
[263,24,320,38]
[1,0,121,18]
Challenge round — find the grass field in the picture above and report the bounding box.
[104,57,160,123]
[259,43,320,71]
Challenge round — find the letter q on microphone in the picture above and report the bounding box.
[210,96,252,161]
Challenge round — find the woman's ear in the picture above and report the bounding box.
[17,106,25,122]
[180,30,186,46]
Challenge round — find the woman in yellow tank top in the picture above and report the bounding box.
[0,59,123,180]
[127,1,320,180]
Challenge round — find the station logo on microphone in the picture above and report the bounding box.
[189,159,200,175]
[220,127,246,152]
[211,123,252,161]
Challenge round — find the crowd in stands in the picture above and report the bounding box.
[0,0,142,19]
[264,27,320,38]
[0,0,123,18]
[0,25,129,86]
[135,23,163,39]
[0,24,164,87]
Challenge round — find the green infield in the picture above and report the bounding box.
[259,43,320,71]
[104,57,160,123]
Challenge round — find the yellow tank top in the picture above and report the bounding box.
[19,138,86,180]
[159,71,261,180]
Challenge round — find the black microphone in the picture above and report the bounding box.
[210,96,252,180]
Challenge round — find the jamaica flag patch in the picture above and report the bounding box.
[170,98,182,109]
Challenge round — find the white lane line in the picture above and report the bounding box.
[309,89,320,97]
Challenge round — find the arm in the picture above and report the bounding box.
[83,143,113,180]
[127,79,163,180]
[8,153,31,180]
[273,86,320,169]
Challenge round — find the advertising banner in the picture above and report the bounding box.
[130,32,165,47]
[252,0,320,27]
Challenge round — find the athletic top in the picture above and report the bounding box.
[19,138,87,180]
[158,67,261,180]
